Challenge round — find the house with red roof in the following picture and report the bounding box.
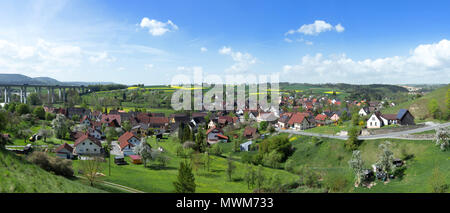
[243,126,258,139]
[288,112,314,130]
[206,126,228,144]
[73,134,102,156]
[118,131,141,156]
[55,143,74,159]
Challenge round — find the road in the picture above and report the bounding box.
[76,176,144,193]
[279,122,450,140]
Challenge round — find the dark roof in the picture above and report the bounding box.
[397,109,409,120]
[381,114,398,120]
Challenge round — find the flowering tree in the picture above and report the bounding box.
[434,127,449,151]
[348,150,365,186]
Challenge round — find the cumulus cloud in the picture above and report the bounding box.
[282,39,450,83]
[286,20,345,36]
[139,17,178,36]
[200,47,208,52]
[219,46,257,73]
[0,38,117,76]
[89,51,116,63]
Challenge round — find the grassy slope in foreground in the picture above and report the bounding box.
[287,135,449,193]
[0,150,104,193]
[382,84,449,120]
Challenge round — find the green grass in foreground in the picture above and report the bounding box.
[0,150,104,193]
[72,136,298,193]
[286,134,449,193]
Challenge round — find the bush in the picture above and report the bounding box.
[323,171,349,192]
[27,152,74,178]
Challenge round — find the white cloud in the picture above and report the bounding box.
[286,20,345,36]
[219,46,257,73]
[145,64,154,70]
[89,51,116,63]
[282,39,450,83]
[335,23,345,33]
[139,17,178,36]
[200,47,208,52]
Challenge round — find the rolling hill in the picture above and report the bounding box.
[382,84,450,120]
[0,150,104,193]
[0,73,118,86]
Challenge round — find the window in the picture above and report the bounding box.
[370,122,372,126]
[82,142,85,145]
[94,149,97,152]
[86,148,89,152]
[90,142,92,145]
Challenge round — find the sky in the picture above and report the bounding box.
[0,0,450,85]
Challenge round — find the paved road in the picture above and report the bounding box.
[279,122,450,140]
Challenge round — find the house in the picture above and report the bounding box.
[129,155,142,164]
[88,128,102,140]
[240,141,253,152]
[206,127,228,144]
[380,114,398,125]
[256,112,279,123]
[243,126,258,139]
[148,117,169,129]
[330,113,340,122]
[101,114,122,126]
[55,143,74,159]
[277,112,293,129]
[366,112,387,128]
[67,107,91,119]
[118,131,141,156]
[80,115,92,126]
[358,107,370,117]
[288,112,314,130]
[73,134,102,156]
[396,109,415,125]
[314,114,328,126]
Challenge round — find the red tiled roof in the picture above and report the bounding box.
[74,134,101,147]
[118,131,138,150]
[101,114,121,125]
[149,117,169,124]
[55,143,73,153]
[315,114,327,121]
[288,112,306,125]
[243,126,257,137]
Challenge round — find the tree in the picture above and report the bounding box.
[259,121,268,131]
[17,128,32,143]
[376,141,395,178]
[244,111,249,121]
[203,151,211,172]
[345,127,360,151]
[133,138,153,167]
[226,155,236,181]
[33,106,46,120]
[66,90,81,108]
[51,114,71,139]
[38,128,52,143]
[255,165,265,189]
[348,150,365,186]
[195,129,206,152]
[351,113,359,126]
[79,155,103,186]
[0,111,11,149]
[428,98,441,119]
[122,120,132,132]
[434,127,449,151]
[429,167,448,193]
[27,93,42,105]
[173,161,196,193]
[244,164,256,189]
[16,103,30,115]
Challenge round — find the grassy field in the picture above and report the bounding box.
[0,150,104,193]
[72,136,298,193]
[382,84,449,121]
[285,134,449,193]
[304,121,357,135]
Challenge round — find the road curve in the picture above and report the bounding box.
[278,122,450,141]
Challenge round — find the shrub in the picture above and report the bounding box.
[323,171,349,192]
[27,152,74,178]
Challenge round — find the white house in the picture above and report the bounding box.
[88,128,102,140]
[55,143,74,159]
[73,134,102,156]
[366,113,388,129]
[358,108,370,117]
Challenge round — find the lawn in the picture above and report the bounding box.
[0,150,104,193]
[285,134,449,193]
[72,136,298,193]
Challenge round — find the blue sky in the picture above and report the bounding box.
[0,0,449,85]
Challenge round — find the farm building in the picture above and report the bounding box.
[55,143,74,159]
